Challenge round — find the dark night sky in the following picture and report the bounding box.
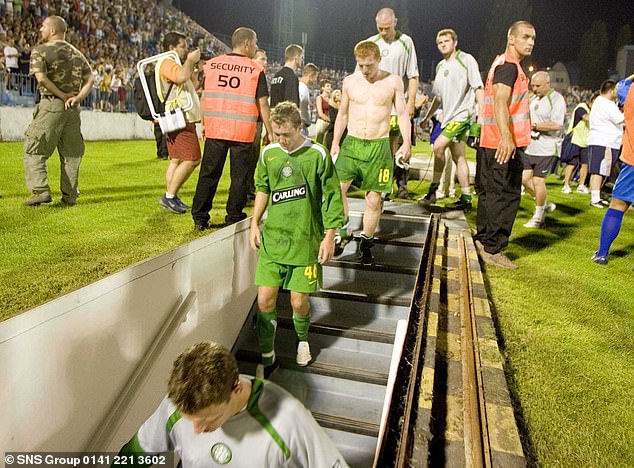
[174,0,633,78]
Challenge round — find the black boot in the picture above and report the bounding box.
[358,234,375,265]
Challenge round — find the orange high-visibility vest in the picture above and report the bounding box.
[480,52,531,149]
[202,54,262,143]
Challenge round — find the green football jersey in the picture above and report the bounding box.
[255,139,344,265]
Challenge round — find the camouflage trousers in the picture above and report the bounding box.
[23,96,85,201]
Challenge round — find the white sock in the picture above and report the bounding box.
[166,192,175,199]
[591,190,600,203]
[461,186,471,195]
[535,205,545,219]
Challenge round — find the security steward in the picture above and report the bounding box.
[191,27,273,230]
[23,15,94,206]
[474,20,535,269]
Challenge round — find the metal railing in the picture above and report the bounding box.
[0,71,137,112]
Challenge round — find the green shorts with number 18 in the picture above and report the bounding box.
[255,251,321,293]
[335,135,393,193]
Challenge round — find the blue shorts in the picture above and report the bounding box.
[612,162,634,203]
[588,145,620,175]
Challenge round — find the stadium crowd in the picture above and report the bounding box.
[0,0,227,109]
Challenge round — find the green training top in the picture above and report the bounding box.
[255,138,344,265]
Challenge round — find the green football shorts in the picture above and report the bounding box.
[335,135,393,193]
[440,120,470,142]
[255,251,321,293]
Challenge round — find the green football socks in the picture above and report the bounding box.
[257,310,277,365]
[293,312,311,342]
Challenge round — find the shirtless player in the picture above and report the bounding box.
[330,41,411,264]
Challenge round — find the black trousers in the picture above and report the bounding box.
[475,147,524,254]
[153,123,168,158]
[191,138,252,225]
[247,122,263,196]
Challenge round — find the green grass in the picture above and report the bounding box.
[0,140,247,320]
[464,191,634,467]
[1,139,633,466]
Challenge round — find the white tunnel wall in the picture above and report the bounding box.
[0,220,257,456]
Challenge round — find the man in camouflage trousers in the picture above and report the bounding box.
[23,15,94,206]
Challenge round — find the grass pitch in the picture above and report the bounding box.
[1,139,633,466]
[0,140,246,320]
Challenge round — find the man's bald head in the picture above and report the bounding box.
[375,7,397,42]
[531,71,551,97]
[46,16,67,34]
[531,71,549,84]
[376,7,396,22]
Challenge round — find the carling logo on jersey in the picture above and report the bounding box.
[271,184,307,204]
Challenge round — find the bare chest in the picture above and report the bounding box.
[348,80,394,107]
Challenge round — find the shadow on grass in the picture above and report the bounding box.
[512,218,578,254]
[609,244,634,258]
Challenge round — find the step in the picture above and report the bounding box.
[330,241,422,274]
[274,293,410,344]
[270,369,386,436]
[322,265,416,302]
[235,328,393,385]
[324,428,377,468]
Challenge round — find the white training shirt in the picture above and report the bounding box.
[298,81,311,126]
[526,89,566,157]
[587,95,625,149]
[122,378,348,468]
[3,45,18,69]
[367,32,419,94]
[431,50,483,126]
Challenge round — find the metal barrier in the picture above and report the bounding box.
[0,71,137,112]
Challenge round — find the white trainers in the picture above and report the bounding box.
[546,201,557,213]
[576,185,589,194]
[296,341,312,366]
[561,185,572,194]
[523,216,545,229]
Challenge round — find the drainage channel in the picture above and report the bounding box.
[233,199,431,467]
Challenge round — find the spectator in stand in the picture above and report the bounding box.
[587,80,624,208]
[314,79,331,144]
[4,37,19,89]
[110,67,122,111]
[99,64,112,110]
[269,43,302,107]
